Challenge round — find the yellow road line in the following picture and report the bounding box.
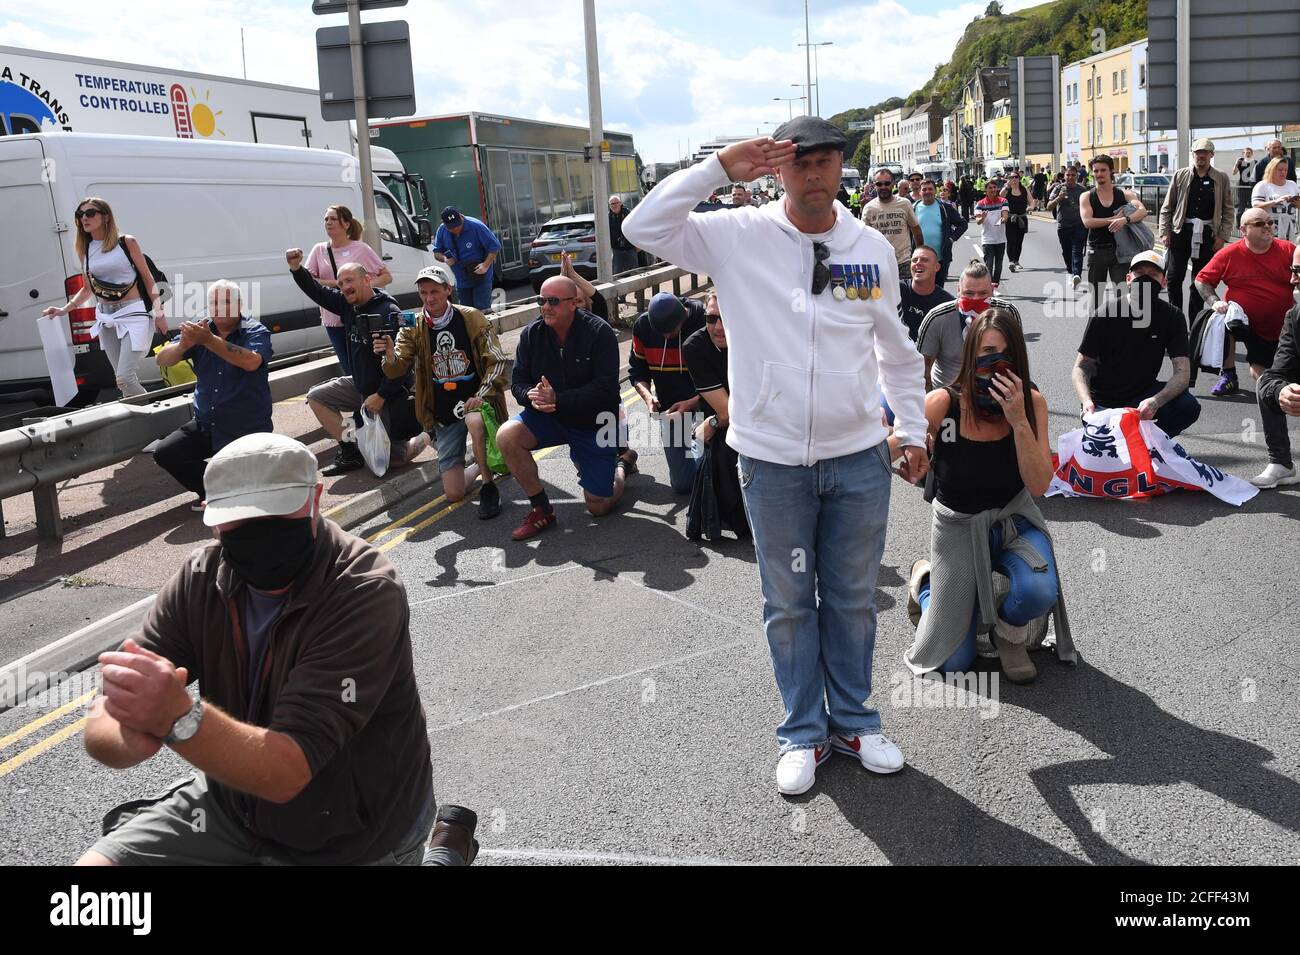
[365,385,641,546]
[0,387,645,776]
[0,690,95,753]
[0,717,87,779]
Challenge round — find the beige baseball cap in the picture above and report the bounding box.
[202,433,319,527]
[415,263,454,286]
[1192,138,1216,154]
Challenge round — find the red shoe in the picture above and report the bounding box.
[511,506,556,540]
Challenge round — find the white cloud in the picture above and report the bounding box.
[4,0,1029,163]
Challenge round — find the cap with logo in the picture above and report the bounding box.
[647,292,687,335]
[1129,249,1166,274]
[771,116,847,159]
[202,433,319,527]
[440,206,464,225]
[416,263,454,286]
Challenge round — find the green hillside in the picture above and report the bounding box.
[828,0,1146,168]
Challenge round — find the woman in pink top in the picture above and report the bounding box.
[305,204,393,374]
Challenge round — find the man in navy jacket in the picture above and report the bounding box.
[496,276,624,539]
[288,249,413,474]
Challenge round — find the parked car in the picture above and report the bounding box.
[527,214,597,292]
[1115,172,1171,210]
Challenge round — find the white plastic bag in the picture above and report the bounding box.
[356,408,391,477]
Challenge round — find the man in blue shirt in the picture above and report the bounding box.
[154,280,273,508]
[433,206,502,311]
[912,180,966,284]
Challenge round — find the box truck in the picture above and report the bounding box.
[0,132,435,405]
[0,44,354,151]
[371,112,643,282]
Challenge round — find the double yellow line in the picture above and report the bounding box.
[0,384,643,779]
[0,691,96,779]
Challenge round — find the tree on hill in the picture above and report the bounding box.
[986,1,1004,15]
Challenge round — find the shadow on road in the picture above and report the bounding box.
[1021,660,1300,865]
[817,762,1085,865]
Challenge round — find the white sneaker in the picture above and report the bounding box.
[1071,274,1081,289]
[776,744,832,796]
[831,733,905,774]
[1248,463,1300,489]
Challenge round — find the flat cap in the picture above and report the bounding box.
[772,116,847,158]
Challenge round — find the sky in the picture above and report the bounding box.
[1,0,1041,164]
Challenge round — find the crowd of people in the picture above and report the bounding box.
[48,113,1300,861]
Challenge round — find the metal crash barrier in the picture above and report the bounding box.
[0,350,341,540]
[0,264,711,541]
[490,264,709,336]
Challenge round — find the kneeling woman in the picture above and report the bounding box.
[904,308,1070,683]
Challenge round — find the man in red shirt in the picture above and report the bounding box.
[1195,207,1299,487]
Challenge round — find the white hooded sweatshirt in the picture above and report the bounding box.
[623,153,928,467]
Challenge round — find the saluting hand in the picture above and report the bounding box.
[718,137,798,182]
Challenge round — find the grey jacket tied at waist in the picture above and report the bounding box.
[905,487,1077,674]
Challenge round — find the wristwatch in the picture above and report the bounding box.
[163,698,204,746]
[708,415,720,429]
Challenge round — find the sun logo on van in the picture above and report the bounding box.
[188,88,225,138]
[168,83,225,139]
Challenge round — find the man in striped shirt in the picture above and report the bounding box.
[629,292,709,493]
[974,179,1010,287]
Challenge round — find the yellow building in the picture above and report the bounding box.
[1072,40,1139,172]
[994,112,1013,160]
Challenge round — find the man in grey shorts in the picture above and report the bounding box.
[77,434,478,865]
[376,264,510,519]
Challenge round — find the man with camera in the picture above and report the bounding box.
[288,248,416,474]
[374,263,511,519]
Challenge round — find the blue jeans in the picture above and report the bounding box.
[739,444,892,752]
[660,414,700,494]
[457,280,494,311]
[1057,225,1086,277]
[325,325,352,376]
[917,517,1059,673]
[1093,380,1201,439]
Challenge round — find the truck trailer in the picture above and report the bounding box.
[371,113,642,282]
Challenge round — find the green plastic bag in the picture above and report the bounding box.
[479,402,510,475]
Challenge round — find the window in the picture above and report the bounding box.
[1112,71,1118,93]
[1120,113,1126,141]
[1086,78,1093,99]
[1121,68,1127,91]
[1139,63,1147,88]
[373,192,411,246]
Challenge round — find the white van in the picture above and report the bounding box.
[0,132,435,405]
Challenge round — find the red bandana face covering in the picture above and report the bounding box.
[958,296,990,317]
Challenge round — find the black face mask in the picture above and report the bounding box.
[220,517,316,590]
[973,352,1016,420]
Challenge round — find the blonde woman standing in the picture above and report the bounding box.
[305,204,392,374]
[42,197,165,398]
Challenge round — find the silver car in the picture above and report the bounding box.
[527,214,597,292]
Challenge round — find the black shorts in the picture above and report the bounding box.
[1233,327,1278,369]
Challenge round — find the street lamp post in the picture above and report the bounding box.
[774,96,805,121]
[797,41,833,115]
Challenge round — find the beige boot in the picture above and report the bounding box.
[993,620,1037,684]
[907,559,930,629]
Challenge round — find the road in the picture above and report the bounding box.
[2,223,1299,865]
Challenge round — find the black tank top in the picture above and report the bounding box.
[932,390,1025,514]
[1005,188,1029,215]
[1087,187,1126,248]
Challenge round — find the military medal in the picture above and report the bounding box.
[870,264,883,299]
[846,265,859,300]
[830,264,847,301]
